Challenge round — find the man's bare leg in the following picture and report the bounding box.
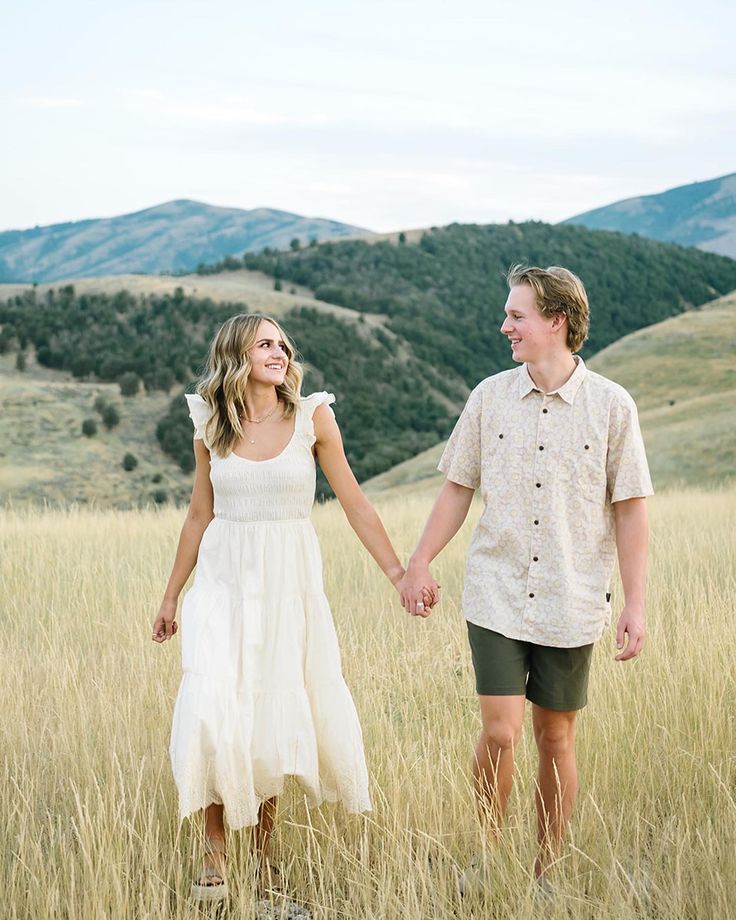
[532,705,578,878]
[473,695,526,833]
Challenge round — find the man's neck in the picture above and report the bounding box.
[525,352,578,394]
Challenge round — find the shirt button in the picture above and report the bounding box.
[532,556,539,561]
[529,593,535,598]
[534,519,539,525]
[584,444,590,450]
[542,408,548,414]
[536,482,541,488]
[498,434,504,439]
[538,445,544,451]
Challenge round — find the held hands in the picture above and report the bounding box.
[387,565,437,617]
[397,559,441,618]
[152,598,178,643]
[614,603,645,661]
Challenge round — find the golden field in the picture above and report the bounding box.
[1,487,735,919]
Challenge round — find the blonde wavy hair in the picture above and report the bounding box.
[196,313,304,456]
[506,264,590,352]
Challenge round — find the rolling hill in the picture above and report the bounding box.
[564,172,736,259]
[0,199,372,283]
[2,220,735,507]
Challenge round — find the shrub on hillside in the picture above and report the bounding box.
[119,372,140,397]
[122,453,138,471]
[101,404,121,430]
[81,418,97,437]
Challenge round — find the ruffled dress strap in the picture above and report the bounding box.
[298,392,336,447]
[184,393,212,447]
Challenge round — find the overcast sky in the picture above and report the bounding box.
[1,0,734,233]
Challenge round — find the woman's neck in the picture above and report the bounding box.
[242,383,279,419]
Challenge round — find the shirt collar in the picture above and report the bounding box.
[517,356,587,405]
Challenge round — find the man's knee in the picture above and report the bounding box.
[479,718,523,754]
[534,715,576,760]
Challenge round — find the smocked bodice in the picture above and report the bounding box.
[185,392,335,524]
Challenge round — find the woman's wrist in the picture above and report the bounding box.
[385,562,405,586]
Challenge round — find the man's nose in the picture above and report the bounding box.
[500,318,512,334]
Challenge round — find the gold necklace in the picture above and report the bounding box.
[240,400,281,444]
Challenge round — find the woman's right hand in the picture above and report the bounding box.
[152,598,179,643]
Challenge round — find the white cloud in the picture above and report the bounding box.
[124,91,332,128]
[25,97,85,109]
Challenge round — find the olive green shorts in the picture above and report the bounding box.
[466,621,594,711]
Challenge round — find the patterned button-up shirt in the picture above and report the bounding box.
[437,357,653,647]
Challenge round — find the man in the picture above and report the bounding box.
[399,264,652,891]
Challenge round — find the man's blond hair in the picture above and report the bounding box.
[506,264,589,352]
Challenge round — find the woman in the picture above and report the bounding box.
[152,313,436,904]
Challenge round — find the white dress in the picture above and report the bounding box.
[168,391,372,829]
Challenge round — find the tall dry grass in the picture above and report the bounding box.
[1,488,735,918]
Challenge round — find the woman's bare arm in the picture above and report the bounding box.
[152,438,214,642]
[313,403,424,593]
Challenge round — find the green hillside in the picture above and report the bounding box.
[589,290,736,488]
[235,219,736,385]
[0,269,384,323]
[364,291,736,498]
[2,220,735,506]
[0,351,194,507]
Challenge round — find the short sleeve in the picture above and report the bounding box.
[437,386,482,490]
[184,393,211,445]
[606,392,654,502]
[301,391,336,447]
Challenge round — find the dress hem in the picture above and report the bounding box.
[177,786,373,831]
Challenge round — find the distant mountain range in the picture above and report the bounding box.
[0,200,372,282]
[3,172,735,284]
[564,172,736,259]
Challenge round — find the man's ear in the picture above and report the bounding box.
[550,312,567,332]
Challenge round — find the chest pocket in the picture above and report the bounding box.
[483,424,527,495]
[558,435,608,505]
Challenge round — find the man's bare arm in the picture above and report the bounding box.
[399,479,475,616]
[612,496,649,661]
